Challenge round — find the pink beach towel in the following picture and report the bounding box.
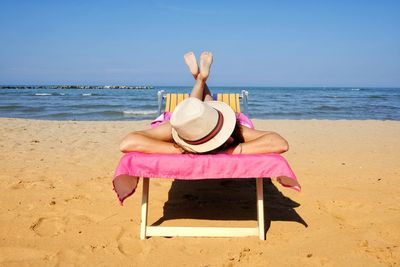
[113,113,299,204]
[113,152,301,204]
[150,112,255,129]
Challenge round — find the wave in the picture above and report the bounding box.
[22,106,46,112]
[44,110,157,118]
[47,112,70,118]
[69,104,121,109]
[368,95,386,99]
[34,93,52,96]
[369,104,400,110]
[81,93,100,96]
[0,105,22,110]
[33,93,68,97]
[264,112,306,116]
[323,95,350,99]
[323,95,387,100]
[123,110,157,116]
[314,105,341,111]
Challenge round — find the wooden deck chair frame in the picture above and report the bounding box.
[140,90,266,240]
[156,89,249,116]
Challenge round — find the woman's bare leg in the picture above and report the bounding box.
[203,84,213,101]
[190,74,207,100]
[202,83,213,101]
[184,51,213,101]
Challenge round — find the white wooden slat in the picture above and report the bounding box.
[256,178,265,240]
[146,226,259,237]
[140,178,150,240]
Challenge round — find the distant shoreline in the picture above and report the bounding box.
[1,85,399,89]
[0,85,154,90]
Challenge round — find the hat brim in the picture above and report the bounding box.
[171,101,237,153]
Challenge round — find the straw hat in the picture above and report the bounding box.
[170,97,236,153]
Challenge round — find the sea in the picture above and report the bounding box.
[0,86,399,121]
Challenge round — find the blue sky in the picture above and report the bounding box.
[0,0,399,87]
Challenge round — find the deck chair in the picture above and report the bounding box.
[113,90,299,240]
[140,90,269,239]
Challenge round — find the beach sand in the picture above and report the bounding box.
[0,118,399,266]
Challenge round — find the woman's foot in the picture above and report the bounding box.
[199,51,213,80]
[184,52,199,78]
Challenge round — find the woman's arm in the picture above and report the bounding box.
[228,126,289,154]
[119,122,183,154]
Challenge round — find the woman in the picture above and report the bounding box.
[119,51,288,155]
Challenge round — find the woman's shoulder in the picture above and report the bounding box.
[150,112,173,128]
[236,112,254,129]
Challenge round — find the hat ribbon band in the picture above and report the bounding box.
[179,110,224,145]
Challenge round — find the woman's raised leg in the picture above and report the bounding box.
[184,51,213,101]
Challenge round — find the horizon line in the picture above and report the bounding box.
[1,84,400,89]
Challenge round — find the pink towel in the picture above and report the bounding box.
[150,112,255,129]
[113,152,300,204]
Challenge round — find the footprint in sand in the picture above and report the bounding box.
[116,227,128,255]
[237,247,251,262]
[9,179,46,190]
[54,249,87,266]
[0,246,50,263]
[9,180,34,190]
[9,180,26,190]
[225,247,252,264]
[31,213,95,237]
[63,194,90,203]
[30,217,66,237]
[114,227,145,256]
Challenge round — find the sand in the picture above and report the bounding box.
[0,117,399,267]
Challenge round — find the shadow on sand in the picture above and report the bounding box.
[151,178,307,231]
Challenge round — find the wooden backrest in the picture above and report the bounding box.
[164,93,241,113]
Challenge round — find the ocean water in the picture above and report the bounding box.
[0,86,399,120]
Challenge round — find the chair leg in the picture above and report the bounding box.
[140,177,265,240]
[256,178,265,240]
[140,178,150,240]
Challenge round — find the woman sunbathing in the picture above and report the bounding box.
[120,51,289,155]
